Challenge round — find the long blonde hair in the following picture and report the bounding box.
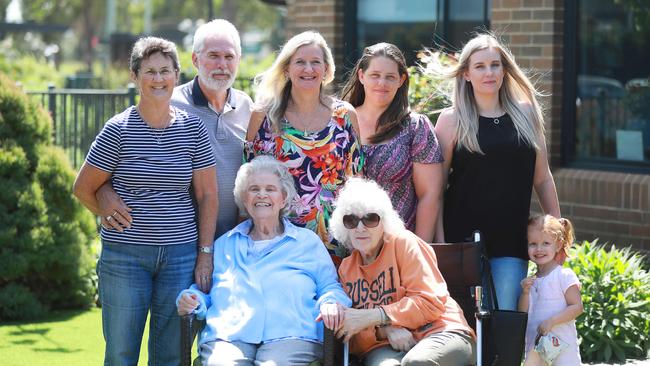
[441,33,545,154]
[253,31,335,131]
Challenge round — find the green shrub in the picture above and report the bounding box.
[0,72,97,321]
[407,50,455,123]
[566,240,650,362]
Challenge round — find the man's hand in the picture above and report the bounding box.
[194,253,213,293]
[97,182,132,232]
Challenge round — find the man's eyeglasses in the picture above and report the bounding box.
[342,213,381,229]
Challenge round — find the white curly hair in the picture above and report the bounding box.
[330,178,405,250]
[233,156,297,218]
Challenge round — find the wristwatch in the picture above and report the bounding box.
[198,245,213,254]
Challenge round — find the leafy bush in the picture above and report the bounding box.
[407,50,456,123]
[0,72,97,320]
[566,240,650,362]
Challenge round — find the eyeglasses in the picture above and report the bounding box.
[342,213,381,229]
[141,68,175,79]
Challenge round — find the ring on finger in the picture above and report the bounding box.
[105,215,113,222]
[111,210,118,217]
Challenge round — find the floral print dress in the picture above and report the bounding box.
[363,113,443,231]
[244,100,364,260]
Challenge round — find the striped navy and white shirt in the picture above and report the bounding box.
[86,106,216,246]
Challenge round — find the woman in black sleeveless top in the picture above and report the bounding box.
[433,34,561,311]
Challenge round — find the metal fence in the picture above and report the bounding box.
[27,85,136,168]
[27,78,254,169]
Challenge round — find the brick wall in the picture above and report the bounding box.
[284,0,650,254]
[552,169,650,253]
[493,0,650,254]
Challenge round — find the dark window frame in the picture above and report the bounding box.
[342,0,489,75]
[562,1,650,174]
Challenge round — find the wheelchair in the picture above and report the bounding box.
[180,232,527,366]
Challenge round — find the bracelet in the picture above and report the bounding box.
[378,307,390,326]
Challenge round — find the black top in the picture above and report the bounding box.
[443,114,536,260]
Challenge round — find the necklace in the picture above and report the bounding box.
[493,118,500,125]
[150,125,167,144]
[137,106,173,144]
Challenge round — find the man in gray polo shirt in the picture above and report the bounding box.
[172,19,253,238]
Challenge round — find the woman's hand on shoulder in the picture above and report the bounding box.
[383,326,417,352]
[246,110,266,141]
[316,302,346,331]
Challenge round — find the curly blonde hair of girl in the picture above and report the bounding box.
[528,214,575,260]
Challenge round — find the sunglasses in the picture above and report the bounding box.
[342,213,381,229]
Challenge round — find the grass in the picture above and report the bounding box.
[0,308,151,366]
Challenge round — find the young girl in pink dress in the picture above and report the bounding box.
[519,215,584,365]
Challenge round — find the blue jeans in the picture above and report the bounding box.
[488,257,528,311]
[98,240,197,366]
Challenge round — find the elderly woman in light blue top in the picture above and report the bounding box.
[177,155,350,366]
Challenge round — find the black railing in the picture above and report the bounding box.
[27,78,254,169]
[27,85,137,168]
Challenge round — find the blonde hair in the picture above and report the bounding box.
[253,31,335,131]
[330,178,405,250]
[528,214,575,260]
[436,33,545,154]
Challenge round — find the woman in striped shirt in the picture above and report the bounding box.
[73,37,217,366]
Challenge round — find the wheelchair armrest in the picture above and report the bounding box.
[325,327,354,366]
[322,327,338,366]
[180,313,204,366]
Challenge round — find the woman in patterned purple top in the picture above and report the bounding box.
[341,43,443,242]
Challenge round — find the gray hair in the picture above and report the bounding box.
[193,19,242,57]
[129,37,180,75]
[330,178,405,250]
[233,156,297,218]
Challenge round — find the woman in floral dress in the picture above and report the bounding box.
[340,43,443,242]
[245,31,363,262]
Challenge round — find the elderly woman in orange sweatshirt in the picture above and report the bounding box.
[330,178,476,366]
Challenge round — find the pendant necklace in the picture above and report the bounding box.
[150,126,167,144]
[493,118,500,125]
[138,106,172,144]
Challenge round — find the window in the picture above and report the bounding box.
[352,0,488,66]
[566,0,650,170]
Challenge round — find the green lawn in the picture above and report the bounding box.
[0,308,153,366]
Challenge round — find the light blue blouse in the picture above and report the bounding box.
[177,218,351,345]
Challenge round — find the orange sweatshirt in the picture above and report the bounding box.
[338,230,475,356]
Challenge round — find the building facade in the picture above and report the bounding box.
[282,0,650,254]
